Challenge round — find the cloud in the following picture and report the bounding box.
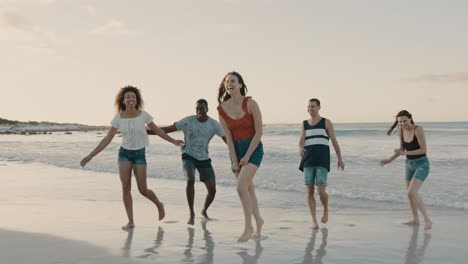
[91,19,129,35]
[407,72,468,83]
[0,10,55,47]
[0,11,33,32]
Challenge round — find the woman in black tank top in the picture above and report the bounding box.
[380,110,432,230]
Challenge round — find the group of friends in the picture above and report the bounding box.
[80,71,432,243]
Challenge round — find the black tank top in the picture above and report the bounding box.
[402,128,426,160]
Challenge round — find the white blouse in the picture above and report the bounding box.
[111,111,153,150]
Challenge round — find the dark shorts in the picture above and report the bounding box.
[233,138,264,168]
[405,156,430,182]
[182,153,216,182]
[118,147,146,165]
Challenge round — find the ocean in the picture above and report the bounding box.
[1,122,467,211]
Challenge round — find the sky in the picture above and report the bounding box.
[1,0,467,125]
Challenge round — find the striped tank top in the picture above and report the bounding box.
[299,117,331,172]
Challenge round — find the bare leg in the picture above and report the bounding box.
[186,179,195,225]
[317,186,328,224]
[134,165,165,221]
[236,164,258,242]
[402,181,420,225]
[407,179,432,230]
[306,185,319,229]
[201,179,216,220]
[184,167,196,225]
[119,162,135,230]
[249,182,264,239]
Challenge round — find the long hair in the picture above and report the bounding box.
[114,85,144,112]
[217,71,248,104]
[387,110,415,135]
[387,110,415,145]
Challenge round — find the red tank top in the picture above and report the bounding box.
[217,96,256,141]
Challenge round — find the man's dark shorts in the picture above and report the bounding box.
[182,153,216,182]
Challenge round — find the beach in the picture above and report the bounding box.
[3,0,468,262]
[1,161,466,264]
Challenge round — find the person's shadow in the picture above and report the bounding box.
[137,226,165,258]
[121,229,134,258]
[404,226,432,264]
[237,239,263,264]
[302,227,328,264]
[198,219,215,264]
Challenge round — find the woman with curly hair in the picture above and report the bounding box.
[80,85,184,230]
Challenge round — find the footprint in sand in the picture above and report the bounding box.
[279,227,291,230]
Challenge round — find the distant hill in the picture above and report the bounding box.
[0,117,95,126]
[0,117,107,134]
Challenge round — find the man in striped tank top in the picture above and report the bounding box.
[299,98,345,229]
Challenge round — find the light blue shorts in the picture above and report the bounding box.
[405,156,430,182]
[118,147,146,165]
[304,166,328,186]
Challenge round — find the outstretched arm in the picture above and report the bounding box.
[147,123,177,135]
[381,127,405,166]
[380,150,402,166]
[147,122,184,146]
[80,127,118,167]
[326,119,344,170]
[380,138,404,166]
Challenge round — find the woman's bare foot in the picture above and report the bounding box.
[402,219,420,225]
[252,218,264,239]
[424,220,432,230]
[157,203,165,221]
[187,213,195,225]
[121,222,135,231]
[237,226,254,242]
[321,210,328,224]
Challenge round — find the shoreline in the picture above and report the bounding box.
[1,161,467,263]
[1,120,467,134]
[0,124,107,135]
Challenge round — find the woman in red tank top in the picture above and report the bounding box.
[217,71,265,242]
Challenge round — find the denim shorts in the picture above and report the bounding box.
[405,156,430,182]
[304,166,328,186]
[233,138,264,168]
[182,153,216,182]
[118,147,146,165]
